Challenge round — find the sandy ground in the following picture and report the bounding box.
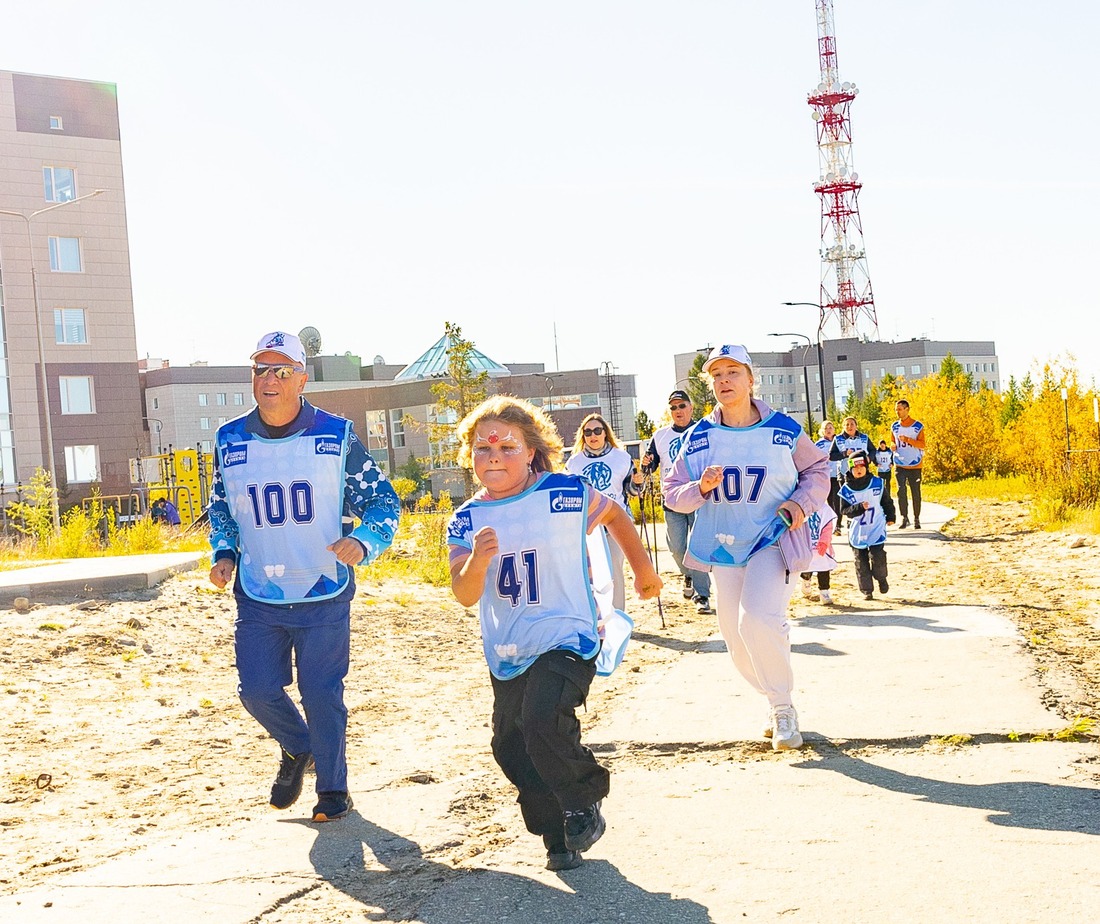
[1,497,1097,914]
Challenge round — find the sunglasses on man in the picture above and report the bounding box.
[669,402,689,411]
[252,364,304,379]
[583,426,605,437]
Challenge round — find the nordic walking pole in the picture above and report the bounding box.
[638,473,666,629]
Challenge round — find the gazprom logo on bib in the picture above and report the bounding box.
[315,438,341,455]
[549,489,584,513]
[223,444,248,467]
[772,431,794,448]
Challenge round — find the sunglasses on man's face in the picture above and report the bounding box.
[252,364,304,379]
[669,402,689,411]
[583,426,605,437]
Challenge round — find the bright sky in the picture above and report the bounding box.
[4,1,1096,417]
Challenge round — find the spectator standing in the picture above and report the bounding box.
[838,450,896,600]
[565,413,644,611]
[664,345,828,750]
[640,390,713,615]
[891,399,926,529]
[208,330,401,823]
[447,396,661,871]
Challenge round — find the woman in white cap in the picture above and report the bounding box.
[663,344,829,750]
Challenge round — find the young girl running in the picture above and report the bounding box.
[447,396,662,871]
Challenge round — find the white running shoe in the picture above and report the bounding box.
[763,710,774,739]
[772,706,803,750]
[819,589,833,604]
[800,577,816,599]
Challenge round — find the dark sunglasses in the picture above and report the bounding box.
[669,402,689,411]
[252,364,304,379]
[583,426,605,437]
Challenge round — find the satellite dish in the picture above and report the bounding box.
[298,326,322,357]
[373,354,385,365]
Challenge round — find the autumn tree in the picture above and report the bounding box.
[424,322,490,499]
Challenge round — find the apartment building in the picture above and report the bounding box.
[0,70,140,503]
[676,337,1000,418]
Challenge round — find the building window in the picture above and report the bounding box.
[911,365,921,376]
[64,445,98,482]
[198,394,208,406]
[200,417,211,430]
[152,397,159,410]
[832,369,854,407]
[216,393,226,405]
[54,307,87,344]
[233,393,244,405]
[966,363,972,372]
[49,115,64,130]
[199,440,213,453]
[59,375,96,414]
[366,410,387,453]
[864,369,870,379]
[896,366,905,376]
[931,364,938,373]
[48,236,82,272]
[880,368,886,377]
[43,166,76,203]
[390,408,406,449]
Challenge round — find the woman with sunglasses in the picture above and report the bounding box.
[565,414,644,611]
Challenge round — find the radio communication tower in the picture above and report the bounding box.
[806,0,879,340]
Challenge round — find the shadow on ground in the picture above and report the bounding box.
[794,749,1100,835]
[291,815,716,923]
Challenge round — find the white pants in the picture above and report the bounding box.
[711,547,796,708]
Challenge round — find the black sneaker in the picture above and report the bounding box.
[563,802,606,852]
[311,791,353,822]
[693,595,715,615]
[682,575,694,599]
[879,579,889,594]
[270,749,313,810]
[543,835,583,871]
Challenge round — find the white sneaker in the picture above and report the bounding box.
[819,589,833,604]
[771,706,803,750]
[800,577,816,599]
[763,710,774,739]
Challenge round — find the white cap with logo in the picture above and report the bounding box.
[701,344,753,374]
[251,331,307,366]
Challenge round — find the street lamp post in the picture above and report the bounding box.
[143,417,164,454]
[768,332,815,433]
[782,301,829,420]
[0,189,106,534]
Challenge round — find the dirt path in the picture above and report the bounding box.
[1,497,1096,904]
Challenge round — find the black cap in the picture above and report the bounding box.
[668,390,691,404]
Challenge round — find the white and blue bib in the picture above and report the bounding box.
[447,473,601,680]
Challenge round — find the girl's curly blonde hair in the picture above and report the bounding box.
[455,395,564,474]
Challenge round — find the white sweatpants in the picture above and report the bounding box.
[711,547,796,708]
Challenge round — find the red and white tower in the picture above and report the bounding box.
[806,0,878,340]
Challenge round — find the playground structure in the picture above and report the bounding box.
[83,447,213,529]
